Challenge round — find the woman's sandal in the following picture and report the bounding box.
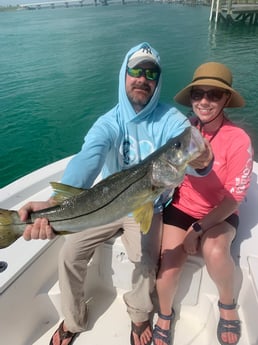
[217,300,241,345]
[130,320,152,345]
[153,309,175,345]
[49,320,79,345]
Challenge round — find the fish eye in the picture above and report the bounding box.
[173,141,181,149]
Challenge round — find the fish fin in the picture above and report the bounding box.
[52,229,74,235]
[50,182,85,203]
[133,202,154,234]
[0,209,22,249]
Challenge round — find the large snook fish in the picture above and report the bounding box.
[0,126,206,249]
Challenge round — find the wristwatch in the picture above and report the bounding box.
[192,222,203,234]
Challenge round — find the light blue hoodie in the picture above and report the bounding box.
[62,42,190,197]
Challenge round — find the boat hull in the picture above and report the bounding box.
[0,157,257,345]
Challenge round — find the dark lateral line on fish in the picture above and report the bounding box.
[28,170,151,225]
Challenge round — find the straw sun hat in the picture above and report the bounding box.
[174,62,245,108]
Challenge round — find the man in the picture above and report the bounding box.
[19,42,212,345]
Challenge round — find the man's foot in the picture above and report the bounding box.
[217,300,241,345]
[130,320,152,345]
[49,320,79,345]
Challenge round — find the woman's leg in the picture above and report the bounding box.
[154,224,188,345]
[201,222,240,345]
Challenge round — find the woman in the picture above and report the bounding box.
[153,62,253,345]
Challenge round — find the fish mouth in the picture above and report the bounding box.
[165,160,180,174]
[151,158,184,188]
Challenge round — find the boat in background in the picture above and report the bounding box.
[0,157,257,345]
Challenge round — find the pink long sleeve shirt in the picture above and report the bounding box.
[173,117,253,219]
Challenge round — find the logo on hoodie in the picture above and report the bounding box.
[121,135,154,167]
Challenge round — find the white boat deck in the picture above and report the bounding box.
[0,157,258,345]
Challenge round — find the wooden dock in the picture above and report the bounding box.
[210,0,258,24]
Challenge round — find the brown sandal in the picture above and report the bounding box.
[49,320,79,345]
[130,320,152,345]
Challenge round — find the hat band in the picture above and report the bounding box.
[192,76,231,87]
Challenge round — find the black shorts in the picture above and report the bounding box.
[163,204,239,231]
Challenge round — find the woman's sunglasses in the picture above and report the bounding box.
[190,88,229,102]
[127,67,160,81]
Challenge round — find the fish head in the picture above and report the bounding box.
[151,126,206,187]
[163,126,205,166]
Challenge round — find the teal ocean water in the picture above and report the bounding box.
[1,3,258,188]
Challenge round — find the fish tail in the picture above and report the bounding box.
[0,209,23,249]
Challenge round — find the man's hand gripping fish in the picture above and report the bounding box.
[0,126,206,248]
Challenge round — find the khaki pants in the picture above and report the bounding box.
[58,213,163,332]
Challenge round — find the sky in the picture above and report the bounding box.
[0,0,42,5]
[1,0,112,6]
[0,0,86,6]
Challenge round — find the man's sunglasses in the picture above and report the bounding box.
[190,88,229,102]
[127,67,160,81]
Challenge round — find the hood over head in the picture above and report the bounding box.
[118,42,162,122]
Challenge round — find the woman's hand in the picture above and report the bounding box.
[189,139,213,170]
[183,225,201,255]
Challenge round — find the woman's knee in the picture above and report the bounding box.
[202,237,232,266]
[202,225,234,255]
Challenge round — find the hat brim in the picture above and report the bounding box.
[174,78,245,108]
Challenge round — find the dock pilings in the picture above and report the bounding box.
[209,0,258,24]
